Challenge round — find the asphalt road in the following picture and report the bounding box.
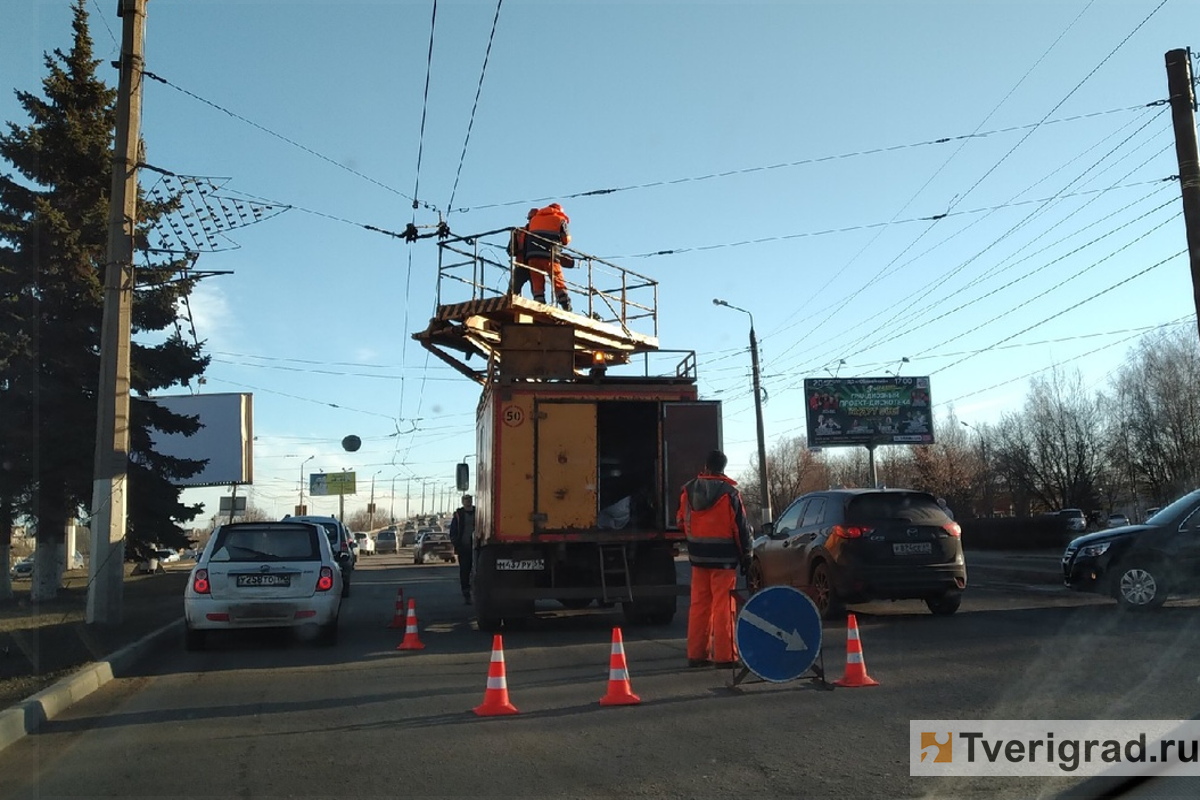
[2,552,1199,799]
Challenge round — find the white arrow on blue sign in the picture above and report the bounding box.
[735,585,823,683]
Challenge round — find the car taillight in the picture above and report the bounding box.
[193,569,210,595]
[317,566,334,592]
[943,522,962,537]
[832,525,871,539]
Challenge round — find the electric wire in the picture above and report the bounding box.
[754,1,1170,375]
[761,0,1102,354]
[410,0,439,214]
[825,148,1174,374]
[447,104,1157,214]
[140,69,434,211]
[446,0,504,216]
[606,178,1167,260]
[766,106,1172,377]
[930,248,1184,376]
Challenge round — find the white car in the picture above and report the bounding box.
[155,548,181,564]
[353,532,376,555]
[184,521,342,650]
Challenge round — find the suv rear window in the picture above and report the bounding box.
[846,492,947,525]
[377,531,396,541]
[210,524,321,562]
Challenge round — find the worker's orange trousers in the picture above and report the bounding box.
[687,566,738,663]
[526,256,566,297]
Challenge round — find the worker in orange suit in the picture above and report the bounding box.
[524,202,572,311]
[507,208,538,298]
[677,449,753,669]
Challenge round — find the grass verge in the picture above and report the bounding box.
[0,567,189,710]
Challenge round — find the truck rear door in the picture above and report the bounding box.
[663,401,722,529]
[534,400,598,530]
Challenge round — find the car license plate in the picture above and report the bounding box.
[892,542,932,555]
[236,573,291,587]
[496,558,544,571]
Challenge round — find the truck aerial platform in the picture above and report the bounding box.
[413,227,722,630]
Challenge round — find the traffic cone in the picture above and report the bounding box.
[833,613,879,687]
[387,588,406,628]
[599,627,641,706]
[396,598,426,651]
[473,635,519,716]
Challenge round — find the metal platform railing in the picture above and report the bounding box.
[434,228,659,341]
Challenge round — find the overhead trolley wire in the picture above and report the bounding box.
[410,0,439,214]
[767,103,1172,379]
[447,103,1159,215]
[929,248,1185,377]
[810,115,1174,370]
[766,0,1103,350]
[943,315,1194,404]
[140,69,436,212]
[937,0,1156,214]
[446,0,505,216]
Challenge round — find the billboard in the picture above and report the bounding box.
[804,376,933,446]
[146,393,254,486]
[310,472,357,497]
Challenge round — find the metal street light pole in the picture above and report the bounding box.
[713,298,772,524]
[298,455,314,515]
[369,469,381,529]
[389,474,399,524]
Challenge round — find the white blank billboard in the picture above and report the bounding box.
[147,393,254,486]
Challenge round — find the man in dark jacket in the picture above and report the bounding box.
[676,450,753,668]
[449,495,476,605]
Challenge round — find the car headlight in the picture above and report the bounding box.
[1079,541,1111,557]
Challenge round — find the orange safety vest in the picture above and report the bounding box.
[525,203,570,261]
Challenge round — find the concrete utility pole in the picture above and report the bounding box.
[713,299,772,524]
[1165,48,1200,344]
[88,0,146,625]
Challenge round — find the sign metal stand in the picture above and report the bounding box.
[725,585,833,691]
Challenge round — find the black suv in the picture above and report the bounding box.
[284,515,356,597]
[750,488,966,619]
[1062,489,1200,610]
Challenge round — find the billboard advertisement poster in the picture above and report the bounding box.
[309,472,357,497]
[146,393,253,487]
[804,376,933,446]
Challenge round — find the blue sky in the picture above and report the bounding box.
[4,0,1197,525]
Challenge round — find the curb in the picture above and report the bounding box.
[0,617,183,755]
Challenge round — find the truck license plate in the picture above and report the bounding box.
[495,559,544,571]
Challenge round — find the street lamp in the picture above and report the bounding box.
[369,469,382,529]
[713,298,772,524]
[297,455,314,515]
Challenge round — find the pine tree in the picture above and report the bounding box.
[0,0,209,599]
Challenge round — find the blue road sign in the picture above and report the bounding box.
[735,586,823,683]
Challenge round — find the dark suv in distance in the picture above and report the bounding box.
[1062,488,1200,610]
[284,515,356,597]
[749,488,966,619]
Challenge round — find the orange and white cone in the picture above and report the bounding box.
[387,588,406,629]
[395,598,426,651]
[599,627,641,706]
[833,613,879,687]
[473,634,519,716]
